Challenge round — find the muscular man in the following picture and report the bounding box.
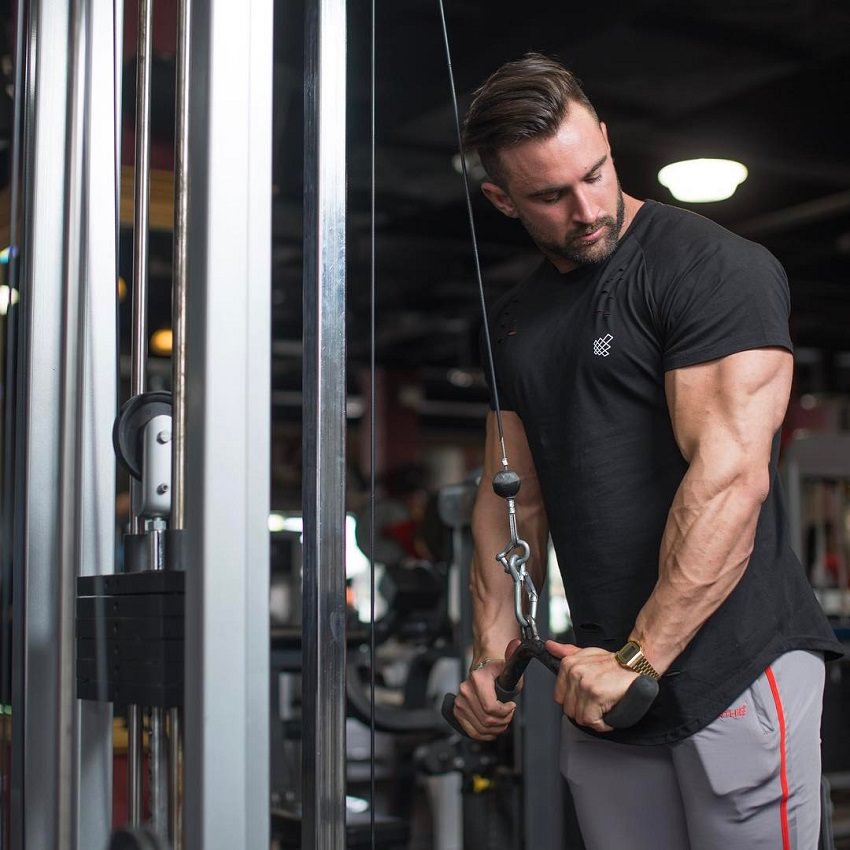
[452,53,843,849]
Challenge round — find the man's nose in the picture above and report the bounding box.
[572,188,597,225]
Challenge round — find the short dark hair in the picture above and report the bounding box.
[462,53,598,185]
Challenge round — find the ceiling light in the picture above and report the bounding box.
[150,327,173,356]
[657,158,748,203]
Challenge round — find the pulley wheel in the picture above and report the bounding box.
[112,390,173,481]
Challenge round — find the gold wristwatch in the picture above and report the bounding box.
[615,640,660,680]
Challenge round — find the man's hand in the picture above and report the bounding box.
[545,640,639,732]
[453,640,521,740]
[453,662,514,740]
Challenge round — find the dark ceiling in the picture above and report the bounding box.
[120,0,850,429]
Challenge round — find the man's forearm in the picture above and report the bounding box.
[631,457,769,673]
[470,485,550,664]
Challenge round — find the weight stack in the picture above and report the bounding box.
[76,569,185,707]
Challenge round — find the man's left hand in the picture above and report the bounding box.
[544,640,639,732]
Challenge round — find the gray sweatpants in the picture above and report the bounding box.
[560,651,825,849]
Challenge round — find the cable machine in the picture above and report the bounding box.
[2,1,583,848]
[3,0,274,848]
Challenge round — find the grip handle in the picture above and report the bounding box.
[441,641,659,735]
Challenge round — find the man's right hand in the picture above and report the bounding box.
[452,641,520,740]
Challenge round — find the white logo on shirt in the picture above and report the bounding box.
[593,333,613,357]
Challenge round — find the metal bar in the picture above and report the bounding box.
[183,0,272,847]
[301,0,347,846]
[1,0,28,840]
[128,0,154,825]
[150,708,167,834]
[73,2,120,844]
[130,0,153,402]
[168,707,182,849]
[11,0,74,845]
[169,0,191,840]
[56,0,89,843]
[172,0,191,533]
[127,706,142,826]
[114,0,124,240]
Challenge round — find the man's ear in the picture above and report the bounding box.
[481,181,519,219]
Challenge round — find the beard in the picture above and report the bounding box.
[523,187,626,268]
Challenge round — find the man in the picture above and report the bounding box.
[451,53,843,849]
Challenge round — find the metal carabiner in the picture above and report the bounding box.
[496,539,539,640]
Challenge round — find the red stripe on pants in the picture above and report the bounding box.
[765,666,791,850]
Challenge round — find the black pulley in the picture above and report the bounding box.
[112,390,172,480]
[108,827,169,850]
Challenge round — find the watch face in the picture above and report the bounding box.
[617,641,642,666]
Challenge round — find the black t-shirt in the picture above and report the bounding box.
[487,199,843,745]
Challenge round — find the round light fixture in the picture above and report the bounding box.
[657,158,748,203]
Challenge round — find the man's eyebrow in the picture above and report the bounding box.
[527,154,609,198]
[584,154,608,177]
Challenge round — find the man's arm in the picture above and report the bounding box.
[630,346,793,671]
[549,347,793,729]
[453,410,550,740]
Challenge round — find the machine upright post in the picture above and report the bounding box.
[127,0,155,828]
[168,0,191,842]
[130,0,153,411]
[183,1,272,847]
[301,0,348,847]
[11,0,118,846]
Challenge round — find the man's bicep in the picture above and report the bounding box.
[664,347,793,463]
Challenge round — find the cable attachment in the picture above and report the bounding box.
[492,469,538,640]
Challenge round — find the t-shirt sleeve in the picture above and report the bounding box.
[659,241,793,372]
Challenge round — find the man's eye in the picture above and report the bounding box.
[587,174,603,184]
[540,194,560,203]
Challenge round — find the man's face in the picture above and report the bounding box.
[482,105,625,272]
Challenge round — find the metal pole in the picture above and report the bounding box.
[74,0,121,844]
[302,0,347,847]
[130,0,153,406]
[169,0,191,841]
[183,0,272,846]
[150,710,167,833]
[127,707,142,826]
[11,0,73,845]
[1,0,28,838]
[172,0,190,535]
[57,0,88,842]
[128,0,154,827]
[168,707,182,848]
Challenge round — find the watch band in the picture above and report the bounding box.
[629,653,660,680]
